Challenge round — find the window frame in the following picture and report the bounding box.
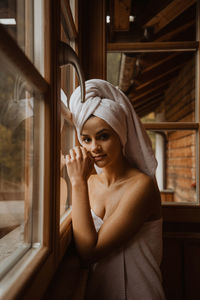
[0,0,65,298]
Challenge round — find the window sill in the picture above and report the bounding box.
[0,246,51,300]
[59,208,72,259]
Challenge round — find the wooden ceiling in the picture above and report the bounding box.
[106,0,197,117]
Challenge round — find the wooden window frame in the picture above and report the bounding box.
[0,0,63,299]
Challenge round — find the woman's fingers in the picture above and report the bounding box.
[67,146,92,164]
[81,146,88,159]
[74,146,82,159]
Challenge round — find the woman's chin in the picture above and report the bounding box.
[94,160,107,168]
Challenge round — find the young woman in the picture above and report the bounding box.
[66,79,165,299]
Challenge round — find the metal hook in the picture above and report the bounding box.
[59,41,85,103]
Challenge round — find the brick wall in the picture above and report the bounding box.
[163,57,196,202]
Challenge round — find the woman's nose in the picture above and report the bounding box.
[91,140,101,152]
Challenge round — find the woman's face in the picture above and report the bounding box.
[81,116,123,168]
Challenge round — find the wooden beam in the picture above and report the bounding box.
[142,53,180,73]
[132,92,163,108]
[135,95,163,113]
[144,122,199,130]
[130,80,171,102]
[79,0,106,79]
[131,69,180,99]
[112,0,132,31]
[136,100,163,118]
[107,41,198,52]
[155,19,196,42]
[135,63,186,91]
[144,0,196,34]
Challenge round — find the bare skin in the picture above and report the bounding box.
[66,116,161,264]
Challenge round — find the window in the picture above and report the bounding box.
[0,0,58,298]
[0,0,47,284]
[0,51,45,279]
[106,0,199,205]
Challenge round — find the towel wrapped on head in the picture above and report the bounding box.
[69,79,157,177]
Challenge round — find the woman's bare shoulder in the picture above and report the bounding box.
[122,170,161,219]
[124,168,152,186]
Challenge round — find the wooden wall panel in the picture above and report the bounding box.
[161,238,184,300]
[78,0,106,80]
[184,241,200,299]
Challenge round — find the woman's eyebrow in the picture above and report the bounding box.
[96,129,109,135]
[81,129,109,136]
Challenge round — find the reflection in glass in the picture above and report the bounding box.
[147,130,197,204]
[60,89,74,220]
[0,52,43,277]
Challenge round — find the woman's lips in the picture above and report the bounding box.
[93,154,106,161]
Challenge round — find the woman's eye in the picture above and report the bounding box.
[99,133,110,140]
[82,137,91,143]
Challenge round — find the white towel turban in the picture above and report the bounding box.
[69,79,157,177]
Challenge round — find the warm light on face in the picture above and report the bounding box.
[81,116,123,168]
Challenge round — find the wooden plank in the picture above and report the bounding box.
[133,92,163,108]
[135,95,163,110]
[112,0,131,31]
[141,53,179,73]
[162,205,200,223]
[135,64,184,91]
[107,41,198,52]
[155,20,196,42]
[144,0,196,34]
[0,24,49,93]
[61,0,78,40]
[130,79,172,102]
[79,0,106,79]
[197,0,200,204]
[135,96,163,117]
[141,53,192,80]
[144,122,199,130]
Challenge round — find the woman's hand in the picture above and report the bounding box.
[66,146,94,184]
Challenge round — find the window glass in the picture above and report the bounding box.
[0,0,44,74]
[60,88,74,220]
[59,13,76,221]
[0,0,34,60]
[147,130,197,204]
[107,51,196,122]
[0,50,44,278]
[107,53,121,86]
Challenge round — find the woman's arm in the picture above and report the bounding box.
[66,147,157,264]
[66,146,98,258]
